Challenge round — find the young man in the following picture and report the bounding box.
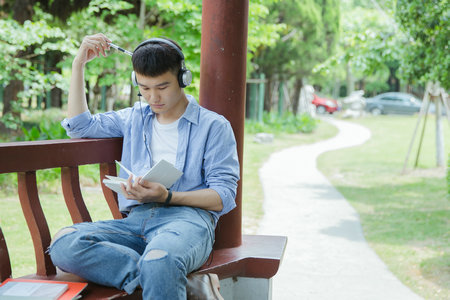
[49,33,240,299]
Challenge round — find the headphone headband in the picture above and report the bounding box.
[132,37,192,88]
[134,38,185,60]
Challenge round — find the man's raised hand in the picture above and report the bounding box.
[74,33,111,66]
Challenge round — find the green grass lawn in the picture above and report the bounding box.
[0,119,337,278]
[318,115,449,300]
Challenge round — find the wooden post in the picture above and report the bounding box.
[434,93,445,167]
[200,0,249,249]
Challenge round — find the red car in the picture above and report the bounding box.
[312,94,339,114]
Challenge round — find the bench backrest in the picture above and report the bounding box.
[0,137,241,281]
[0,138,123,280]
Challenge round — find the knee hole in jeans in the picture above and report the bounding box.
[50,227,77,247]
[144,249,168,261]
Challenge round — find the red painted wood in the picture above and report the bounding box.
[200,0,249,249]
[61,166,92,223]
[0,138,123,174]
[0,227,12,282]
[100,162,123,220]
[197,235,287,279]
[17,171,56,277]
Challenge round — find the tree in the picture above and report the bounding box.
[395,0,449,89]
[253,0,340,114]
[396,0,449,168]
[0,12,74,130]
[314,0,403,98]
[0,0,284,133]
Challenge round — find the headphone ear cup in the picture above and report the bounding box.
[178,68,192,88]
[131,71,138,87]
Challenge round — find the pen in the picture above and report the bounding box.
[115,160,136,180]
[108,42,133,56]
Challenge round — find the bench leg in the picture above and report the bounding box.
[219,277,272,300]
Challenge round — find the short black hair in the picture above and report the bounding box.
[132,39,182,78]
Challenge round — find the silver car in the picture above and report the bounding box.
[365,92,422,115]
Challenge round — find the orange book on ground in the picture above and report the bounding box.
[0,278,88,300]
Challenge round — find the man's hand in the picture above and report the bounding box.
[120,175,168,203]
[73,33,111,67]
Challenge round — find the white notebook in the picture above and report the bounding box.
[102,159,183,195]
[0,281,68,300]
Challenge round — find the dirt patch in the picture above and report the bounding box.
[403,167,446,178]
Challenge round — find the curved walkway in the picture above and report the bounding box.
[257,118,422,300]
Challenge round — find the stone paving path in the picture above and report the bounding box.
[257,117,422,300]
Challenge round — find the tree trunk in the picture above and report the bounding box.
[50,88,62,108]
[13,0,34,23]
[433,94,445,167]
[92,82,101,113]
[46,52,63,108]
[387,66,400,91]
[85,80,90,107]
[292,78,303,115]
[106,85,116,111]
[3,80,23,116]
[264,76,272,112]
[139,0,146,29]
[1,0,34,129]
[346,61,354,96]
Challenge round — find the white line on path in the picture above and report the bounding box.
[257,117,422,300]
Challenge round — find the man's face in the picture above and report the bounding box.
[136,71,186,118]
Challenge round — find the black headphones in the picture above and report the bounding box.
[131,38,192,88]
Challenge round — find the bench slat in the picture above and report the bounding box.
[61,166,92,223]
[0,138,123,174]
[0,227,12,282]
[17,171,56,277]
[197,235,287,279]
[100,162,123,220]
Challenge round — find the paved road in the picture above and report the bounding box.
[257,118,422,300]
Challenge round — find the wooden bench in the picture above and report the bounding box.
[0,138,287,299]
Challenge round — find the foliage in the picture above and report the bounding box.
[395,0,449,89]
[314,1,401,82]
[364,80,390,96]
[254,0,339,79]
[0,5,78,129]
[19,119,68,141]
[0,0,283,113]
[250,0,340,113]
[245,111,318,134]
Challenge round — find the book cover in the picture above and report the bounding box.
[0,279,87,300]
[103,159,183,195]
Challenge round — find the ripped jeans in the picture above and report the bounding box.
[48,203,215,300]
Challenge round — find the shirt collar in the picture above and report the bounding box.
[182,95,200,125]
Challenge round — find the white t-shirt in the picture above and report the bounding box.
[150,116,179,166]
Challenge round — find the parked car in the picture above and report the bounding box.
[312,94,339,114]
[365,92,422,115]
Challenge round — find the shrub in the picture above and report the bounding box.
[0,116,98,193]
[245,111,318,134]
[19,119,69,141]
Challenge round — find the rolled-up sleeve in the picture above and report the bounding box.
[61,110,127,138]
[204,121,240,217]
